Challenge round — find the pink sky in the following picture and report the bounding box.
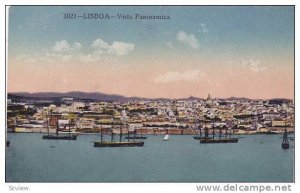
[8,54,294,99]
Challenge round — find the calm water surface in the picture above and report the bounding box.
[6,133,294,182]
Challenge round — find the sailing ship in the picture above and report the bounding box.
[42,111,78,140]
[200,123,238,144]
[94,125,144,147]
[94,109,144,147]
[281,127,290,149]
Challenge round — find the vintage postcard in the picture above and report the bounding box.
[5,5,295,189]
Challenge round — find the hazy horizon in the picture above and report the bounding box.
[7,90,294,100]
[7,6,294,99]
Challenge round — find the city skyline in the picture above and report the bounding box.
[7,6,294,99]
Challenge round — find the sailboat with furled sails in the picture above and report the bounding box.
[200,122,238,143]
[42,110,78,140]
[94,111,144,147]
[281,127,290,149]
[94,125,144,147]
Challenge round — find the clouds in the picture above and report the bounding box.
[154,69,205,83]
[15,38,135,64]
[73,42,82,51]
[249,61,267,72]
[165,22,210,49]
[53,40,82,53]
[78,54,99,63]
[92,39,110,50]
[91,38,135,56]
[52,39,135,57]
[153,69,224,89]
[53,40,70,52]
[240,59,267,72]
[177,31,199,49]
[165,30,200,49]
[166,23,209,50]
[108,42,135,56]
[77,39,134,62]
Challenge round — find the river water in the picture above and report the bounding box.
[5,133,294,182]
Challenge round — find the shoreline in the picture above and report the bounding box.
[6,131,294,135]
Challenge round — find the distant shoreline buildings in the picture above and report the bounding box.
[7,93,294,135]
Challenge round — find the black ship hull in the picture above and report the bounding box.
[42,135,78,140]
[258,131,278,135]
[193,136,212,140]
[281,143,290,149]
[281,128,290,149]
[94,141,144,147]
[200,138,238,143]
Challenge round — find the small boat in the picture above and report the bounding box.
[163,128,170,141]
[163,134,169,141]
[281,127,290,149]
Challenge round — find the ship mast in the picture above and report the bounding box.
[229,124,233,138]
[119,126,122,142]
[56,117,59,136]
[281,124,289,149]
[212,122,215,140]
[283,128,288,141]
[47,110,52,136]
[199,121,202,138]
[204,127,209,138]
[133,129,136,141]
[68,121,71,137]
[111,128,114,142]
[127,124,130,142]
[100,127,103,143]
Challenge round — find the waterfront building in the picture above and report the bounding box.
[272,119,287,127]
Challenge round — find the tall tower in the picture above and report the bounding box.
[206,94,213,105]
[207,94,211,101]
